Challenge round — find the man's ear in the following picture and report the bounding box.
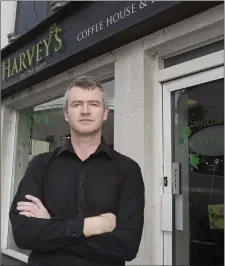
[103,107,109,121]
[63,107,69,122]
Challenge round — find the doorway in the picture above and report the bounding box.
[162,66,224,265]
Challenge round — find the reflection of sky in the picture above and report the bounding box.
[34,79,115,111]
[177,79,224,120]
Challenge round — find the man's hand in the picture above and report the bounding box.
[16,195,51,219]
[100,213,116,233]
[84,213,116,237]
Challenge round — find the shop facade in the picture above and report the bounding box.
[1,1,224,265]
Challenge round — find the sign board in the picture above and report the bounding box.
[1,1,220,97]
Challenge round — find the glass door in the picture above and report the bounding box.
[163,66,224,265]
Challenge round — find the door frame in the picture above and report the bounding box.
[156,50,224,265]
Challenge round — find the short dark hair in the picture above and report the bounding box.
[64,76,108,108]
[67,76,103,91]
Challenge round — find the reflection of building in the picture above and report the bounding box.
[1,1,224,265]
[175,80,224,265]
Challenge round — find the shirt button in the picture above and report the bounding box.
[73,233,76,236]
[77,208,82,211]
[80,182,83,186]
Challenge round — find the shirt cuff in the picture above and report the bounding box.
[66,211,85,240]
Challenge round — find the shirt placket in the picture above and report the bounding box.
[76,162,87,213]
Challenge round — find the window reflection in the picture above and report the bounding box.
[173,79,224,265]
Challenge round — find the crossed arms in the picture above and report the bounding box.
[9,155,145,262]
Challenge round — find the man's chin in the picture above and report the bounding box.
[75,127,100,135]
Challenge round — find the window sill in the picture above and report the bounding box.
[1,248,28,263]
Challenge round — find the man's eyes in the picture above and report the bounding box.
[72,103,80,107]
[71,103,99,107]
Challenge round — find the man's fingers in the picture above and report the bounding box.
[17,205,33,211]
[17,204,39,215]
[17,201,34,206]
[16,195,50,219]
[25,195,43,208]
[19,211,36,218]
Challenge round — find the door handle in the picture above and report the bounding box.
[172,162,183,231]
[172,162,181,194]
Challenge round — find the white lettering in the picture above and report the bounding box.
[106,4,136,27]
[77,21,105,41]
[99,21,104,30]
[131,3,136,13]
[77,32,83,41]
[77,4,138,41]
[119,10,126,19]
[113,13,120,23]
[125,6,131,17]
[83,30,88,39]
[106,16,113,26]
[88,27,92,36]
[95,21,104,32]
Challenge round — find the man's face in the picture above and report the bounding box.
[63,86,109,135]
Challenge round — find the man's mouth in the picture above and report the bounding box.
[80,119,93,122]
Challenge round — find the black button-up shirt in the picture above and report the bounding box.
[9,140,145,266]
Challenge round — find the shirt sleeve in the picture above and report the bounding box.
[65,161,145,262]
[9,154,85,252]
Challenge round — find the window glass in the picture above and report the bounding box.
[164,40,224,68]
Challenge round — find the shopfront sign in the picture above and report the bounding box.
[2,24,63,81]
[2,1,219,98]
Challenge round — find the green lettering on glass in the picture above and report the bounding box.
[17,112,51,154]
[196,136,223,147]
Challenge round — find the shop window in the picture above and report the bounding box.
[164,40,224,68]
[7,79,114,255]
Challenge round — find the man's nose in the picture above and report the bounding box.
[81,103,90,114]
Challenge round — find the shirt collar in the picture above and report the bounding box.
[56,137,113,159]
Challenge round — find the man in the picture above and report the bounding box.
[9,76,145,266]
